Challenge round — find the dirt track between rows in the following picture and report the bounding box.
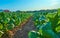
[13,17,37,38]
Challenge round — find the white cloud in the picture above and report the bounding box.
[49,0,60,9]
[51,0,59,6]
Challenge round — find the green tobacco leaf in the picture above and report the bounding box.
[0,23,3,30]
[0,31,4,37]
[55,26,60,33]
[28,31,40,38]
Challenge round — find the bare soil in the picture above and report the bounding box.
[13,17,37,38]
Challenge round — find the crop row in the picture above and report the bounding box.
[28,9,60,38]
[0,12,33,38]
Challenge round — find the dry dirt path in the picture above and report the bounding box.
[13,17,37,38]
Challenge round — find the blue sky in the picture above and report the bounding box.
[0,0,60,11]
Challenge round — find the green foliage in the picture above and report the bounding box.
[28,9,60,38]
[0,12,32,38]
[28,31,42,38]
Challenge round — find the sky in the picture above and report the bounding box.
[0,0,60,11]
